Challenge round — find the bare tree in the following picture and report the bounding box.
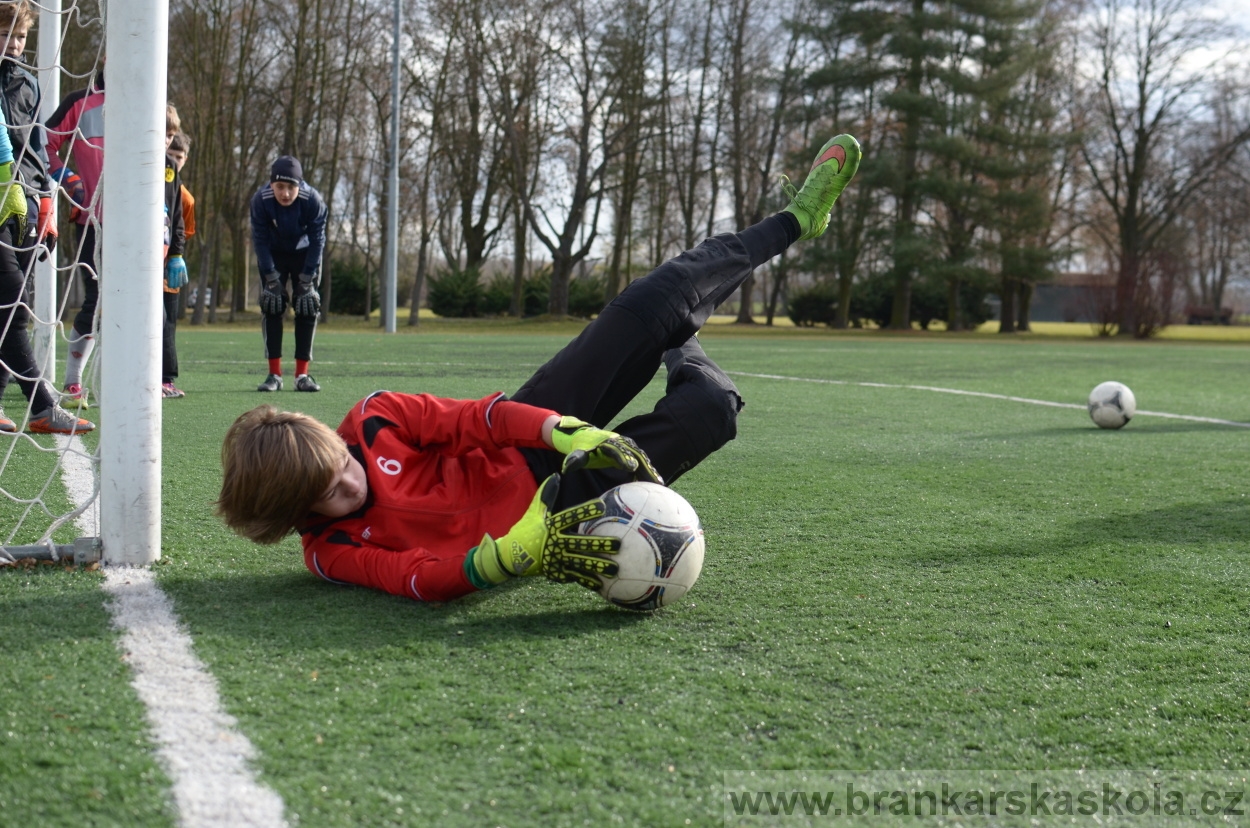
[404,2,460,325]
[425,0,512,275]
[264,0,377,213]
[1079,0,1250,336]
[505,0,625,316]
[1185,74,1250,319]
[170,0,274,319]
[479,0,555,315]
[718,0,807,323]
[602,0,664,302]
[665,0,720,252]
[171,0,378,318]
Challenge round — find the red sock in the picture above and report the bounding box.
[295,360,310,377]
[268,358,282,376]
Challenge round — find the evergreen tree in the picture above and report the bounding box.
[807,0,1060,330]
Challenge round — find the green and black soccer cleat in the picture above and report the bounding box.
[781,134,862,241]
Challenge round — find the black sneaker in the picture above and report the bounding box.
[295,374,321,392]
[257,373,283,392]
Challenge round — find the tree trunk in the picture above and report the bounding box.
[548,252,572,316]
[766,251,787,325]
[998,276,1016,333]
[207,225,222,324]
[1114,246,1138,336]
[408,231,428,327]
[495,202,515,315]
[890,273,912,330]
[946,278,962,332]
[836,277,854,329]
[1017,280,1033,332]
[230,224,247,320]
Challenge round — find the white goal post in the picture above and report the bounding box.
[98,0,168,565]
[1,0,165,566]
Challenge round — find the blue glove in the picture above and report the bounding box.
[165,255,188,289]
[50,167,87,222]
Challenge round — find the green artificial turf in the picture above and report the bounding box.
[0,565,176,826]
[0,427,94,547]
[4,324,1250,827]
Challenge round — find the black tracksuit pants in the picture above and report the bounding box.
[0,218,55,412]
[260,249,318,363]
[515,213,798,509]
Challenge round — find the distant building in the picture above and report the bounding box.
[991,273,1113,323]
[996,273,1241,325]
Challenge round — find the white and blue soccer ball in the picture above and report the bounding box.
[1088,381,1136,429]
[575,481,704,611]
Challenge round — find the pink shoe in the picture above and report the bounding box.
[62,383,90,407]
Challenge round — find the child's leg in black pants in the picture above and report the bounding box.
[610,336,743,483]
[162,290,179,384]
[0,221,56,412]
[514,214,797,505]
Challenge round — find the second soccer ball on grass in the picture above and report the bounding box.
[572,482,705,611]
[1088,381,1136,429]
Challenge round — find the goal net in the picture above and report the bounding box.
[0,0,165,566]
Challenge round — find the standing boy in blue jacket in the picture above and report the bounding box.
[250,155,327,392]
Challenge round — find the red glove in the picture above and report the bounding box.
[37,196,56,245]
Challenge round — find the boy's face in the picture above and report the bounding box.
[169,147,187,171]
[310,454,368,518]
[3,21,30,59]
[272,180,299,206]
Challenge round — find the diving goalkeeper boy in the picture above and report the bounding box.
[216,134,861,602]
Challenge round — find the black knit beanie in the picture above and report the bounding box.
[270,156,303,185]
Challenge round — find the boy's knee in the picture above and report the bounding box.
[706,384,742,448]
[665,345,743,447]
[663,377,742,455]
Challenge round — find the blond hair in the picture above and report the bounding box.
[166,102,181,135]
[0,1,35,36]
[217,406,348,544]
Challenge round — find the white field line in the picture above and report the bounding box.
[727,372,1250,428]
[183,358,492,367]
[57,435,287,828]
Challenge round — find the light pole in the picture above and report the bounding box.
[383,0,401,332]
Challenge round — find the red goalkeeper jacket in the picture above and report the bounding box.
[298,391,556,602]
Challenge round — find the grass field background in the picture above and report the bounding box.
[3,322,1250,826]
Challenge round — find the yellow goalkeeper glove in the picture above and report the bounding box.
[468,475,621,586]
[549,416,663,484]
[540,493,622,591]
[0,162,27,240]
